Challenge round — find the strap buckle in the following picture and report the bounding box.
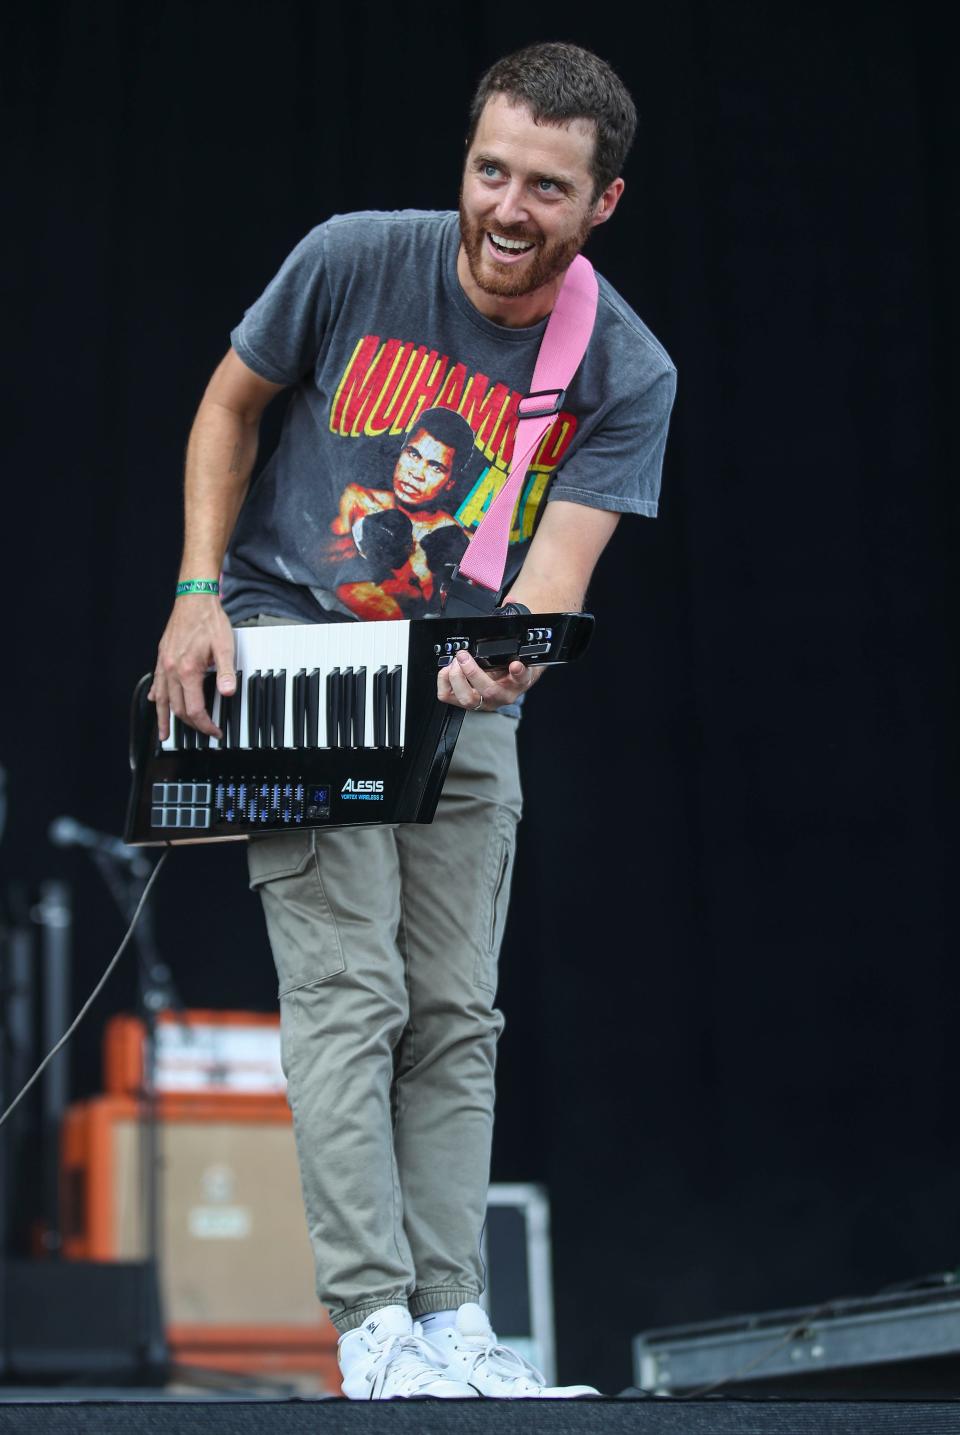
[440,566,501,617]
[517,387,566,420]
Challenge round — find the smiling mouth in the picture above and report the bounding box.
[486,231,536,259]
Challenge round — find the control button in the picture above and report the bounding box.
[178,782,194,803]
[162,808,178,827]
[434,644,441,655]
[151,784,164,804]
[150,807,164,828]
[195,783,211,804]
[193,809,211,829]
[444,642,454,654]
[162,783,177,803]
[520,641,551,657]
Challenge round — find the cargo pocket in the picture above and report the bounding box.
[474,810,517,993]
[248,831,346,995]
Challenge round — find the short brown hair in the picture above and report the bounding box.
[466,42,637,200]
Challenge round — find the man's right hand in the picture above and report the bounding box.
[148,594,237,741]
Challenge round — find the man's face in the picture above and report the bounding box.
[392,426,457,508]
[459,94,613,300]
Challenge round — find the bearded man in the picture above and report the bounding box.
[150,41,675,1399]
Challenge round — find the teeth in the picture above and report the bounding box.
[490,233,534,251]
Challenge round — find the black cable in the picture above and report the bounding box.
[0,850,170,1130]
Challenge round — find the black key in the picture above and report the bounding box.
[273,669,286,748]
[326,668,341,749]
[248,672,262,749]
[219,691,233,746]
[306,669,320,748]
[260,671,274,749]
[228,670,243,749]
[173,716,185,750]
[341,667,353,748]
[183,722,197,751]
[353,667,366,747]
[388,665,402,748]
[373,666,387,747]
[198,672,217,751]
[292,669,306,748]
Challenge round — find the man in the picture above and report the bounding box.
[331,406,473,619]
[150,42,675,1399]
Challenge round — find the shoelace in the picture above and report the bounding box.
[463,1338,547,1387]
[364,1332,450,1392]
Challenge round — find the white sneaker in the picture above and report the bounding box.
[338,1305,479,1399]
[425,1302,599,1398]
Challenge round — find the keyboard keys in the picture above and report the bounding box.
[388,666,402,748]
[374,666,387,747]
[160,624,410,753]
[248,672,262,750]
[327,668,341,749]
[306,669,320,747]
[353,667,366,747]
[292,669,306,748]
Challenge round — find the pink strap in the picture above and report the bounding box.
[456,253,599,594]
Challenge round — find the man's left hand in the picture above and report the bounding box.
[438,648,542,711]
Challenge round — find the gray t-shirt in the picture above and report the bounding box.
[223,210,675,626]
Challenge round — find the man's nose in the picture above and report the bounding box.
[494,180,529,229]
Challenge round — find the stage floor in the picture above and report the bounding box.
[1,1389,959,1434]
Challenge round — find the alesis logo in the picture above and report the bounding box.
[341,778,385,802]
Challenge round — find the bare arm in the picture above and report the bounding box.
[148,349,286,739]
[438,499,620,710]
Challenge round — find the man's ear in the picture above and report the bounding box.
[591,177,625,229]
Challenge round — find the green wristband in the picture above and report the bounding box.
[176,578,220,597]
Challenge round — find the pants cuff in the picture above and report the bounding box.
[330,1296,410,1336]
[409,1285,481,1318]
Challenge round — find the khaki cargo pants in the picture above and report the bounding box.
[247,675,522,1333]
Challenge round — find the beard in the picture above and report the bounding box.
[458,195,594,299]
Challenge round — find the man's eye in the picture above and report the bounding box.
[537,178,558,193]
[481,163,500,179]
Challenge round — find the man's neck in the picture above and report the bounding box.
[456,245,563,329]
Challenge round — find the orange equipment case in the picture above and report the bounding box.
[62,1012,339,1392]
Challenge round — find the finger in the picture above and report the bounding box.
[181,667,220,736]
[449,651,486,707]
[507,659,534,691]
[166,670,187,729]
[150,669,171,742]
[438,652,497,708]
[444,665,475,707]
[437,660,457,705]
[215,642,237,697]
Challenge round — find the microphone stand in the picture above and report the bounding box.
[89,848,175,1384]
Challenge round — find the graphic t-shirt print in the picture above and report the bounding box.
[324,333,579,620]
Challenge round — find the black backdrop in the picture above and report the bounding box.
[4,0,957,1393]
